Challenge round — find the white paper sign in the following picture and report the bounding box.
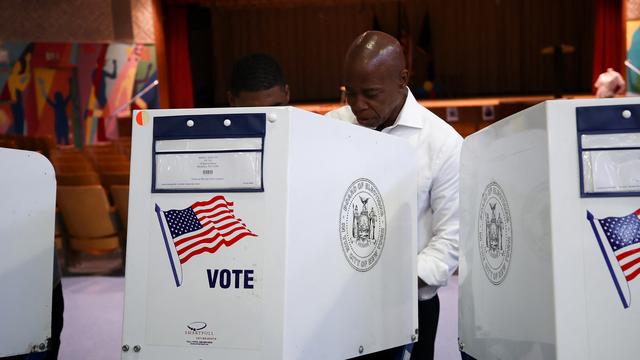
[583,149,640,193]
[155,152,262,190]
[581,133,640,149]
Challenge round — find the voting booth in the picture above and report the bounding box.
[122,106,418,359]
[0,148,55,357]
[458,98,640,359]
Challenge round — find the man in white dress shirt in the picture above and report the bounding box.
[326,31,462,360]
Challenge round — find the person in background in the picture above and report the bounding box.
[594,68,626,98]
[227,53,290,107]
[326,31,462,360]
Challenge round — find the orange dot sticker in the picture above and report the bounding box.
[135,111,150,126]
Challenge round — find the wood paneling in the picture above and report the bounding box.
[211,4,373,103]
[415,0,595,97]
[208,0,596,103]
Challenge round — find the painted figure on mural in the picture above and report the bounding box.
[95,59,118,109]
[8,53,32,135]
[39,78,72,145]
[11,90,25,134]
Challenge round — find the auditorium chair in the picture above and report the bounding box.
[56,172,101,186]
[91,153,129,164]
[49,148,82,158]
[114,137,132,157]
[101,172,130,199]
[51,154,93,165]
[54,161,95,173]
[110,185,129,231]
[0,138,17,148]
[56,185,124,274]
[91,154,130,170]
[96,161,130,173]
[50,154,88,165]
[84,143,119,156]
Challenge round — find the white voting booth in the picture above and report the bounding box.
[0,148,55,357]
[458,98,640,359]
[122,106,418,359]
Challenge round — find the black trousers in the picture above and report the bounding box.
[45,282,64,360]
[411,294,440,360]
[355,294,440,360]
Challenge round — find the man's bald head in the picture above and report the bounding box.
[345,31,406,79]
[342,31,409,130]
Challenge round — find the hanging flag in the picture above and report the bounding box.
[587,208,640,308]
[397,0,412,75]
[372,14,382,31]
[156,195,257,287]
[417,11,436,98]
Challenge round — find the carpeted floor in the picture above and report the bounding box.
[58,276,460,360]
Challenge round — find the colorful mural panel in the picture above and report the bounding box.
[0,42,158,146]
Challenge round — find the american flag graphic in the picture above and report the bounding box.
[155,196,257,286]
[587,209,640,308]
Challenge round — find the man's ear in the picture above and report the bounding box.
[227,90,236,106]
[284,84,290,104]
[399,69,409,88]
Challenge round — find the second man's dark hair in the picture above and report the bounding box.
[230,53,286,96]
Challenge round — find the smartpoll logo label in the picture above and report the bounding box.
[587,208,640,309]
[155,195,258,287]
[187,322,207,331]
[185,321,216,346]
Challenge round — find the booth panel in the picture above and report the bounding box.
[460,98,640,360]
[459,103,556,360]
[282,108,418,359]
[0,149,55,357]
[546,99,640,359]
[123,108,292,359]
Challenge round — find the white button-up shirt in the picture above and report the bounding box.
[326,89,462,300]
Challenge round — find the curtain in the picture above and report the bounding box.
[592,0,623,91]
[164,2,194,108]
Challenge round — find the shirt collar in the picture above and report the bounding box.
[384,88,424,131]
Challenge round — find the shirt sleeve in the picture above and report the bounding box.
[417,135,462,287]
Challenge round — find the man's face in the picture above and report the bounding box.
[228,85,289,107]
[344,61,406,129]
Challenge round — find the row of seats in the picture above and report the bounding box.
[52,142,132,274]
[0,134,56,156]
[56,184,129,275]
[1,134,133,275]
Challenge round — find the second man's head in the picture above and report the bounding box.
[228,53,290,107]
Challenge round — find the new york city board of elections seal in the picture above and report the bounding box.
[478,181,512,285]
[339,178,386,272]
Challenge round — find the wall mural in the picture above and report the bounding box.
[0,42,158,146]
[627,20,640,94]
